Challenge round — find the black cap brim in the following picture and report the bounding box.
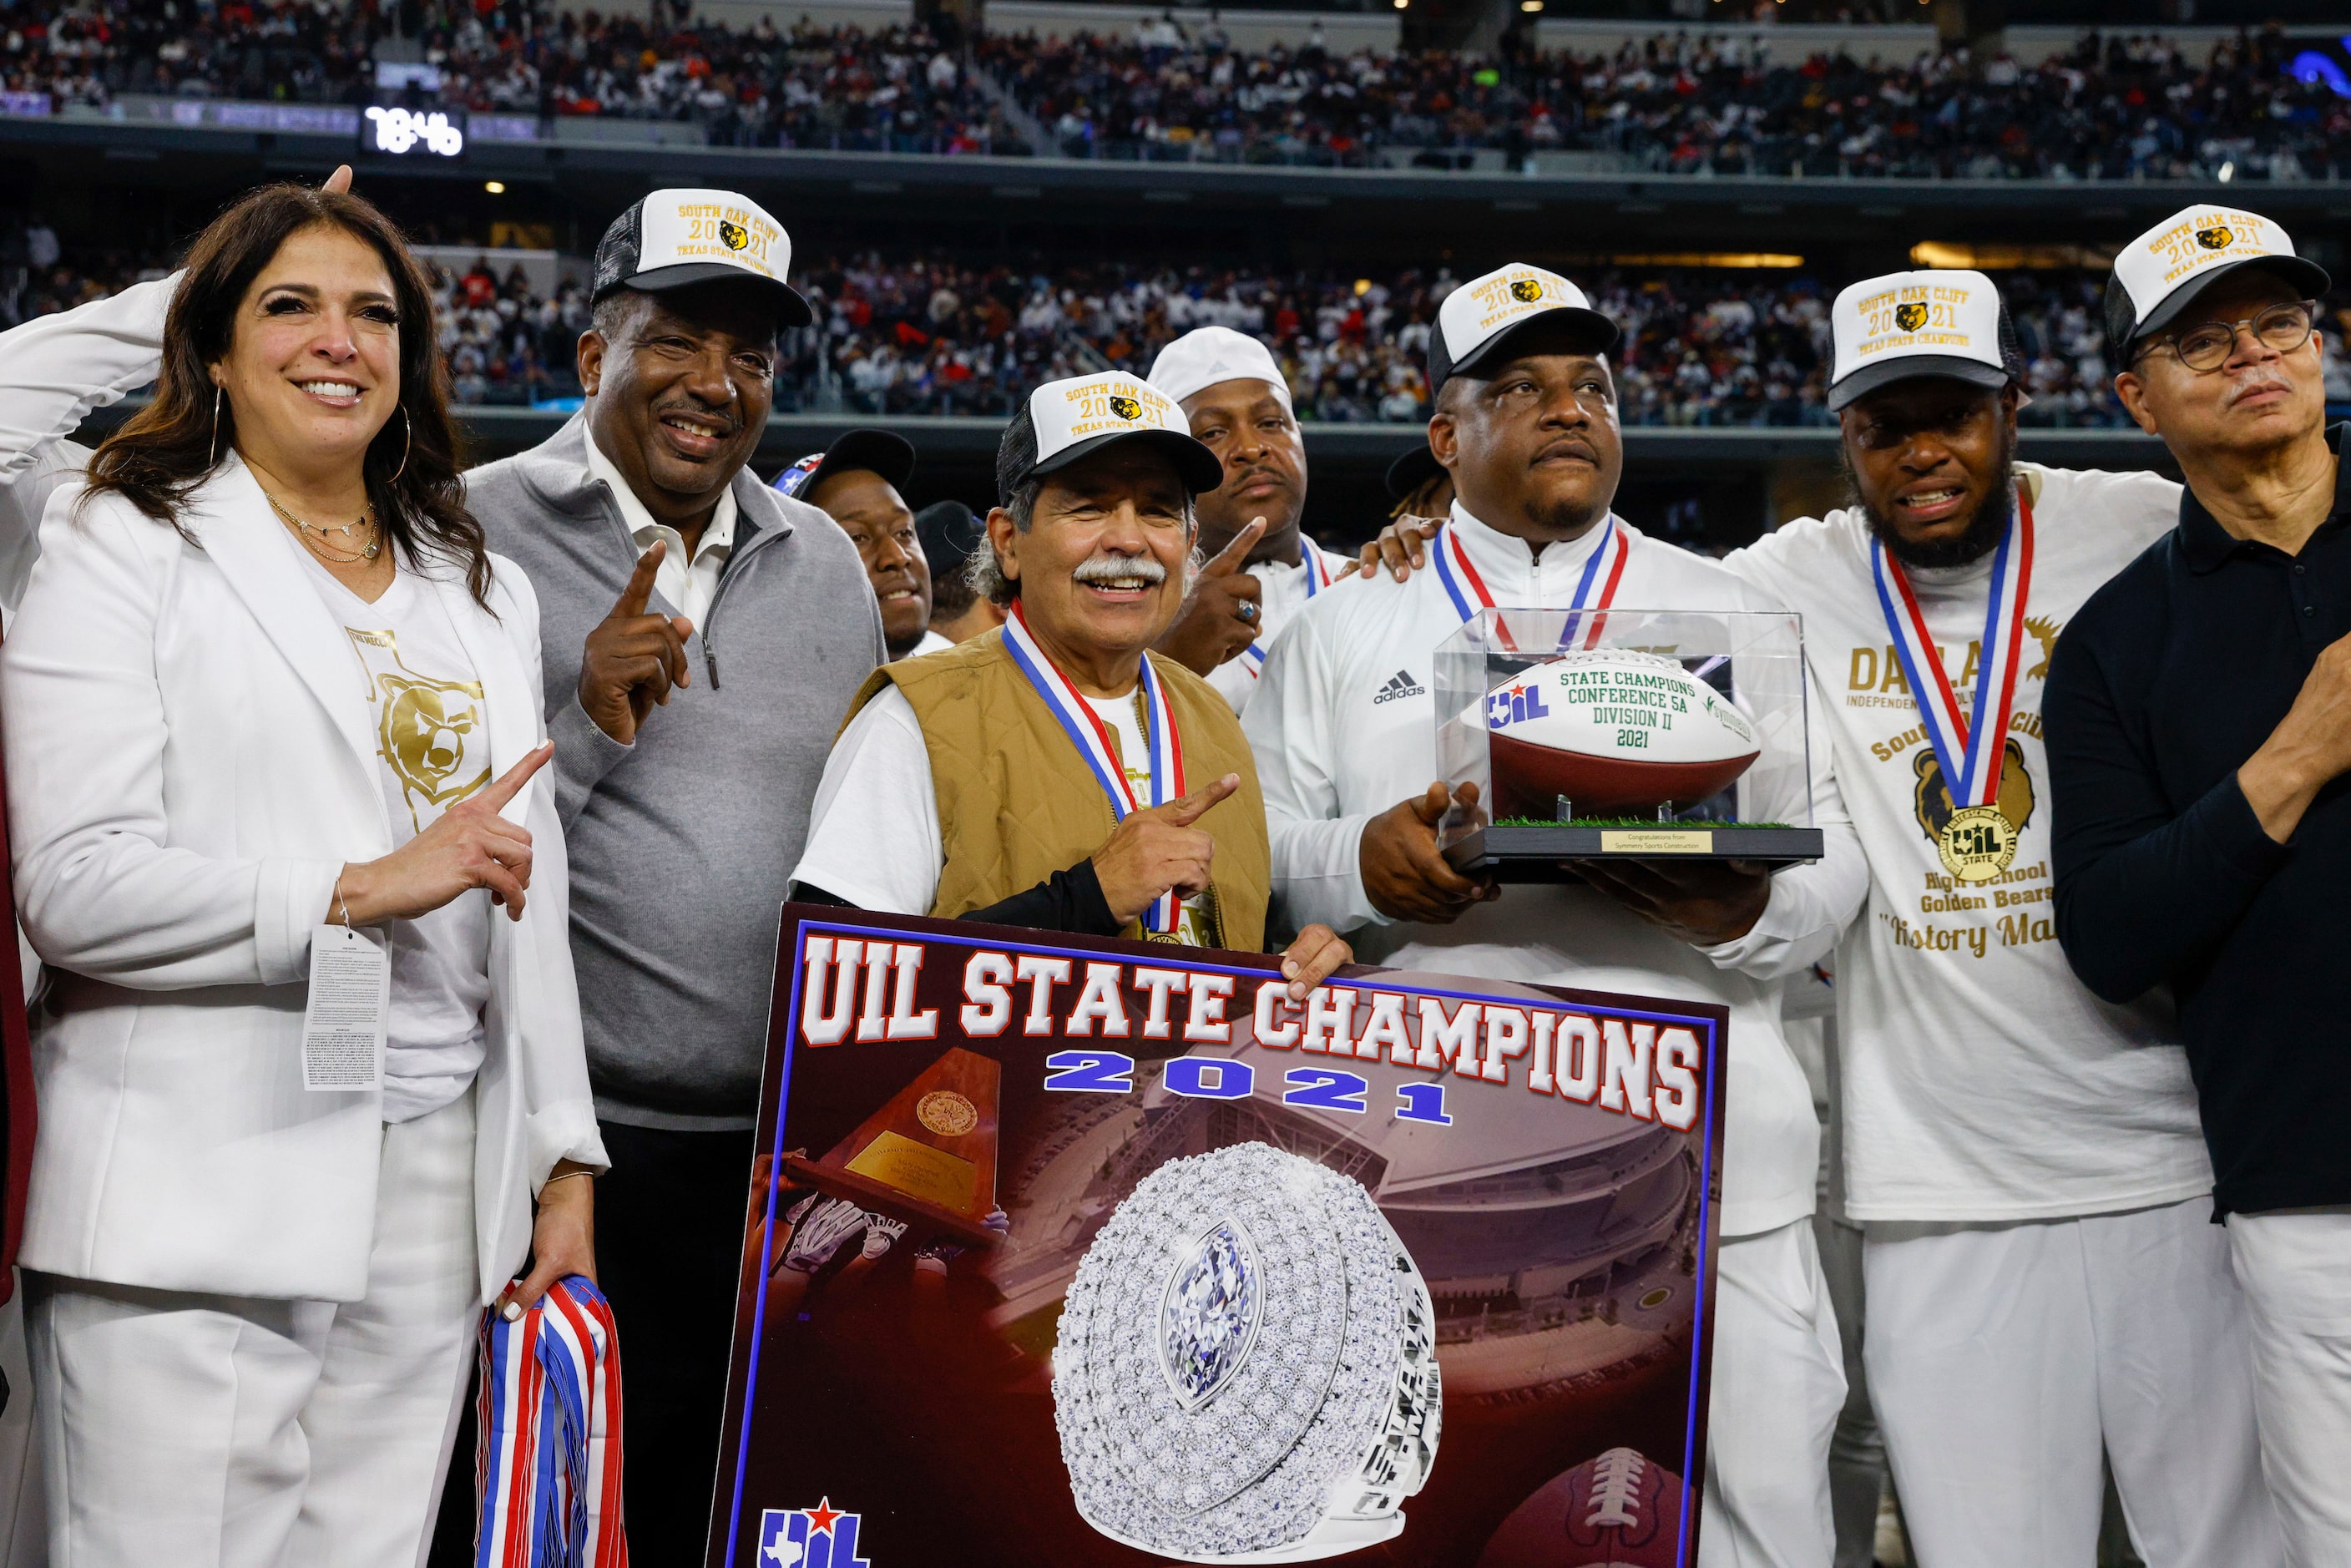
[604,260,815,329]
[1384,443,1446,502]
[1430,306,1620,393]
[803,429,918,496]
[2110,254,2334,361]
[1026,428,1226,498]
[1828,356,2010,412]
[914,500,985,570]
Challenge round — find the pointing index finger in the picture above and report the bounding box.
[1162,772,1241,826]
[1203,518,1267,576]
[479,741,554,811]
[614,542,665,619]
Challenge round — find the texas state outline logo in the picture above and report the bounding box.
[758,1498,872,1568]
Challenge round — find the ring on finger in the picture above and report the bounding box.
[1236,600,1259,625]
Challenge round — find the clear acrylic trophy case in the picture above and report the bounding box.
[1434,606,1823,879]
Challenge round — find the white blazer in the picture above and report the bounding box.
[1,453,606,1305]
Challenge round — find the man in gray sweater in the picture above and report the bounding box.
[467,190,882,1550]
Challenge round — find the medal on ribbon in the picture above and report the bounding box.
[1236,546,1333,681]
[1003,604,1188,933]
[1433,515,1629,650]
[1870,488,2036,885]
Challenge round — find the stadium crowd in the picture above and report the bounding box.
[3,0,2347,177]
[12,224,2348,430]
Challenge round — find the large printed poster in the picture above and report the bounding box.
[708,908,1729,1568]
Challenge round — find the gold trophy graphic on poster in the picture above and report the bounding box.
[784,1046,1004,1249]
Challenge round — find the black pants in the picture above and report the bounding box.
[427,1121,757,1566]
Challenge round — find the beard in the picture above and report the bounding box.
[1848,427,2018,570]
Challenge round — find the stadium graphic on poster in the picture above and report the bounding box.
[708,908,1729,1568]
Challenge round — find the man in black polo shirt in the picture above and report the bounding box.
[2045,204,2344,1562]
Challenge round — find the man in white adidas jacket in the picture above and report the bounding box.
[1147,327,1357,713]
[1245,263,1868,1568]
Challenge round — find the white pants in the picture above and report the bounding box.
[1863,1196,2279,1568]
[27,1091,480,1568]
[1701,1218,1846,1568]
[2227,1207,2351,1568]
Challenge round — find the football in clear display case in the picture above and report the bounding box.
[1434,606,1824,878]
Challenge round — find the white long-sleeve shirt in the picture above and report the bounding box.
[1722,464,2211,1222]
[1244,502,1868,1238]
[0,276,174,616]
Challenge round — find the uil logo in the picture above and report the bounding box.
[719,219,751,251]
[2197,225,2233,251]
[1914,737,2035,845]
[1894,301,1930,332]
[1108,395,1143,421]
[1509,277,1545,304]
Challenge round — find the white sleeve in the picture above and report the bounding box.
[1702,613,1868,982]
[1242,612,1384,937]
[788,685,943,916]
[0,275,174,614]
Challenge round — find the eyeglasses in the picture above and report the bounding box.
[2140,300,2320,373]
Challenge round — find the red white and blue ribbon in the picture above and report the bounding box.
[477,1276,627,1568]
[1236,545,1336,680]
[1869,487,2036,809]
[1433,515,1628,650]
[1003,602,1187,933]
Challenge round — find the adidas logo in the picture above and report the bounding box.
[1372,670,1426,705]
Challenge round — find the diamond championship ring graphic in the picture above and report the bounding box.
[1053,1142,1441,1563]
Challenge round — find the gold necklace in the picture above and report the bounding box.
[265,489,381,564]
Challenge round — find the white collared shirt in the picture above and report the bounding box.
[584,427,738,628]
[1243,501,1868,1239]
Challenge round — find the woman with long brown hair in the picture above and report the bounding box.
[1,174,605,1565]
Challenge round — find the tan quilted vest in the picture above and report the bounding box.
[847,630,1270,950]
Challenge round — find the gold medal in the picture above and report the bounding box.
[1938,804,2018,883]
[915,1090,978,1138]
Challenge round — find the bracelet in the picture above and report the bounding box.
[542,1168,595,1188]
[330,870,352,929]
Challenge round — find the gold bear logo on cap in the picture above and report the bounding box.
[1895,301,1930,332]
[1109,395,1142,421]
[2197,226,2233,250]
[1509,278,1544,304]
[718,220,750,251]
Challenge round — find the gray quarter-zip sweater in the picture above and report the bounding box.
[467,417,884,1130]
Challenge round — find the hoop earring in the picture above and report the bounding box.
[387,406,411,486]
[207,387,222,469]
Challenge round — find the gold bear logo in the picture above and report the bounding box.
[718,220,749,251]
[2024,615,2063,681]
[1108,395,1142,421]
[1914,738,2035,846]
[1509,278,1544,304]
[1895,301,1930,332]
[2197,225,2233,250]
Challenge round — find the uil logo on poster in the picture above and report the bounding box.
[759,1499,871,1568]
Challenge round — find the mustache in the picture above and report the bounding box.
[2223,370,2297,408]
[1072,553,1170,586]
[651,398,741,433]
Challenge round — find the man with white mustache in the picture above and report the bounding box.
[791,369,1352,994]
[2047,205,2351,1564]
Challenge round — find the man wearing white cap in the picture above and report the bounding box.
[791,367,1351,980]
[1244,263,1869,1568]
[1714,266,2279,1568]
[2046,206,2347,1562]
[1147,326,1356,713]
[464,187,885,1545]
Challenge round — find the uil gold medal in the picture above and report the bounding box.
[1938,803,2018,883]
[1873,484,2037,883]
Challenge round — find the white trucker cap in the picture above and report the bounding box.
[1428,263,1618,392]
[2105,205,2331,360]
[1828,268,2018,412]
[591,188,811,327]
[1148,326,1293,409]
[999,372,1225,502]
